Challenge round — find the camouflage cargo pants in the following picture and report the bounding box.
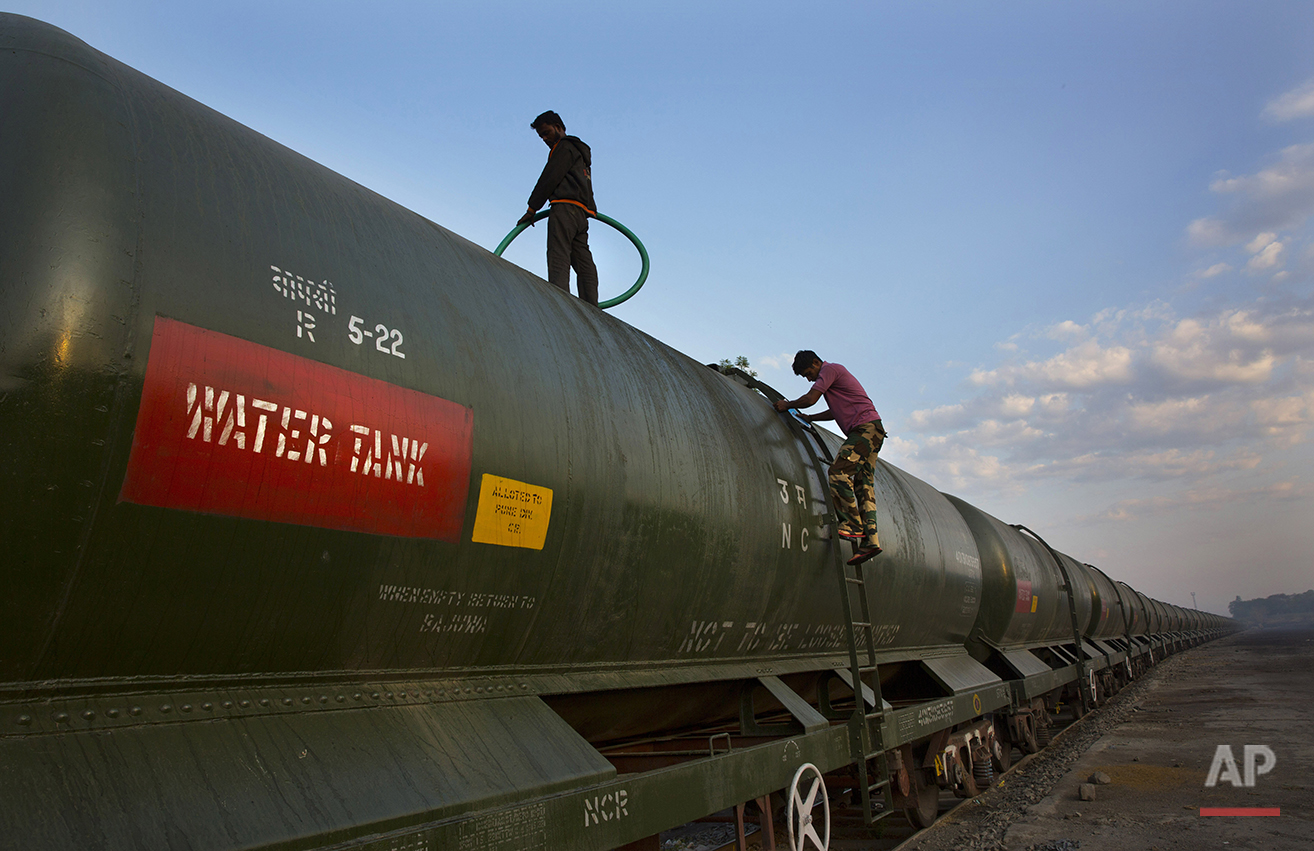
[828,420,885,539]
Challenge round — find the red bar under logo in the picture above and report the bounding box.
[1200,808,1280,817]
[121,316,473,540]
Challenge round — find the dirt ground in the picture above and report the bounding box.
[901,627,1313,851]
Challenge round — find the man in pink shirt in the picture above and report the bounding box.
[774,350,886,565]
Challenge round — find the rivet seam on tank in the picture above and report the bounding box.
[6,680,537,733]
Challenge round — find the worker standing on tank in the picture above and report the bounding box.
[774,350,886,565]
[517,111,600,305]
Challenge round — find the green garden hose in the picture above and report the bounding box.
[494,209,649,309]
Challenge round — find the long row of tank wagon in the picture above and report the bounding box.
[0,14,1233,851]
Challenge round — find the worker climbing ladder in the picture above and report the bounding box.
[742,370,897,832]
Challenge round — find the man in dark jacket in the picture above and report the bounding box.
[518,111,599,305]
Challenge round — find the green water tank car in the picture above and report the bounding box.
[0,14,1233,850]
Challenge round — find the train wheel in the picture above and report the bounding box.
[904,782,939,829]
[1020,716,1040,754]
[990,731,1013,774]
[786,762,830,851]
[956,747,979,798]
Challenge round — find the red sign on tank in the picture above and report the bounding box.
[1015,580,1033,613]
[120,316,473,540]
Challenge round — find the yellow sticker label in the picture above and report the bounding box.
[1031,595,1039,613]
[471,474,553,550]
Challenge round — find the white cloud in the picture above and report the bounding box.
[957,418,1048,448]
[901,131,1314,526]
[1000,394,1035,417]
[907,392,1074,434]
[1038,393,1072,414]
[1209,144,1314,197]
[969,339,1134,390]
[1040,447,1261,483]
[1245,235,1285,271]
[1091,302,1175,329]
[1190,143,1314,245]
[907,402,969,431]
[901,296,1314,496]
[1251,391,1314,443]
[1046,320,1089,341]
[1208,143,1314,239]
[1246,232,1279,254]
[1126,395,1213,434]
[756,352,794,371]
[1247,243,1285,271]
[1095,481,1305,523]
[900,440,1014,492]
[1149,315,1277,384]
[1263,78,1314,123]
[1187,216,1231,247]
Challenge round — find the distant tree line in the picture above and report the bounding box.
[1228,590,1314,626]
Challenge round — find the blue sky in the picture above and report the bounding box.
[13,1,1314,612]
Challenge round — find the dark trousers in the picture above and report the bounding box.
[546,203,599,305]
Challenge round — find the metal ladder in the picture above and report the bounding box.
[736,369,896,829]
[801,419,897,829]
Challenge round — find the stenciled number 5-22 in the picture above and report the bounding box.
[347,315,406,359]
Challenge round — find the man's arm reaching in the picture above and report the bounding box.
[773,386,824,413]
